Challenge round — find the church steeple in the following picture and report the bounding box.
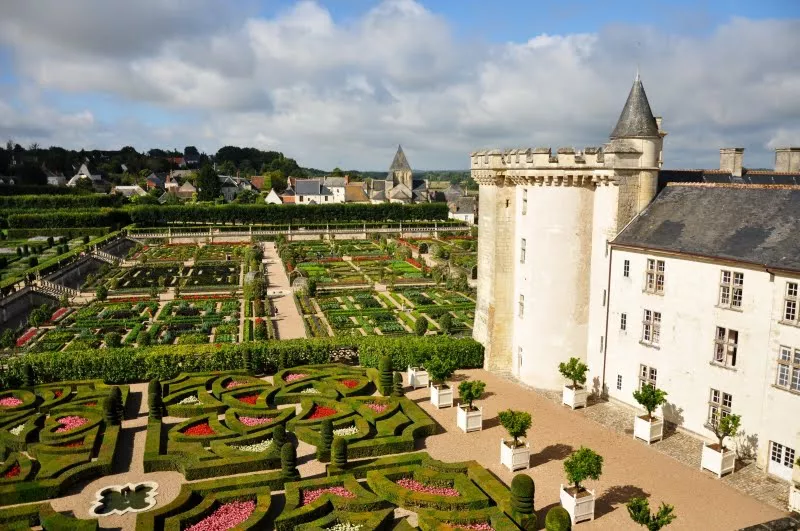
[389,145,411,172]
[610,74,659,139]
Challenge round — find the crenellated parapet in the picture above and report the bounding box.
[471,147,617,187]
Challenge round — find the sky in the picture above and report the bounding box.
[1,0,799,170]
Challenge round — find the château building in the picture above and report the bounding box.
[472,75,800,488]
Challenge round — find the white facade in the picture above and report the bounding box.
[265,188,283,205]
[448,211,475,225]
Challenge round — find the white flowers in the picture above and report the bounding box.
[178,395,200,405]
[329,523,362,531]
[300,388,321,395]
[333,425,358,437]
[231,439,273,453]
[9,424,25,436]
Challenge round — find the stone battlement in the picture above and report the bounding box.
[471,146,606,171]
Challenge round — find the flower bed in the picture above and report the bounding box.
[9,424,25,436]
[3,464,20,479]
[340,379,359,389]
[179,395,200,405]
[301,486,355,506]
[182,422,215,437]
[396,478,460,497]
[53,390,63,398]
[365,402,388,413]
[237,394,259,405]
[0,397,24,407]
[108,296,152,303]
[49,307,70,323]
[61,439,84,448]
[333,425,359,437]
[308,405,337,420]
[446,523,493,531]
[185,499,256,531]
[180,294,235,301]
[239,416,273,427]
[300,388,321,395]
[16,328,37,348]
[284,373,308,383]
[225,381,247,389]
[55,416,89,433]
[329,523,363,531]
[231,440,273,453]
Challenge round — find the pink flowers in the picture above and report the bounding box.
[239,416,273,427]
[396,478,460,497]
[284,373,308,383]
[340,379,359,389]
[225,380,246,389]
[446,524,493,531]
[16,328,37,347]
[237,394,259,405]
[185,500,256,531]
[307,405,337,419]
[301,486,355,506]
[182,422,216,436]
[0,397,23,407]
[365,402,388,413]
[55,416,89,433]
[3,463,20,479]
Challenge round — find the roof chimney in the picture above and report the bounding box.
[719,148,744,177]
[775,147,800,173]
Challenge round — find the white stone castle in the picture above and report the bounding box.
[472,75,800,491]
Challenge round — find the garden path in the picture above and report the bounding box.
[412,368,786,531]
[262,242,306,339]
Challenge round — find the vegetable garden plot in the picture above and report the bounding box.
[115,265,183,289]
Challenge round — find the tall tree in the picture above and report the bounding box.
[196,164,221,201]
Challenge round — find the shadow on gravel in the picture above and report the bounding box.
[113,424,148,474]
[529,443,573,468]
[594,484,650,519]
[126,391,143,419]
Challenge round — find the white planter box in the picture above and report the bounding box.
[633,415,664,444]
[789,484,800,512]
[560,485,596,525]
[407,366,429,389]
[430,383,453,409]
[457,405,482,432]
[700,443,736,478]
[562,385,589,410]
[500,439,530,471]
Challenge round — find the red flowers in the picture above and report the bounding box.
[61,439,84,448]
[301,486,355,506]
[405,257,423,269]
[180,294,234,301]
[182,422,216,436]
[307,405,337,419]
[49,307,70,322]
[16,328,37,348]
[3,463,20,479]
[85,402,97,406]
[55,416,89,433]
[237,394,259,405]
[185,500,255,531]
[53,390,63,398]
[340,379,359,389]
[396,477,460,497]
[107,296,151,303]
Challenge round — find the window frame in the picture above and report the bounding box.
[644,258,665,294]
[638,364,657,390]
[784,282,799,324]
[616,374,622,391]
[718,270,744,309]
[776,345,800,392]
[522,189,528,215]
[713,326,739,368]
[518,294,524,319]
[623,259,630,278]
[708,387,733,426]
[520,238,526,264]
[641,309,661,346]
[620,313,627,331]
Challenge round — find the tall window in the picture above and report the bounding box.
[718,270,743,309]
[522,189,528,215]
[623,260,630,278]
[776,346,800,392]
[784,282,799,323]
[641,309,661,345]
[645,258,665,294]
[616,374,623,391]
[520,239,526,264]
[518,294,524,318]
[708,388,733,426]
[620,313,627,331]
[713,327,738,368]
[638,364,657,390]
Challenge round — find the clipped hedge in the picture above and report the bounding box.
[0,337,483,388]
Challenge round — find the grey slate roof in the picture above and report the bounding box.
[389,145,411,171]
[610,75,659,139]
[613,184,800,272]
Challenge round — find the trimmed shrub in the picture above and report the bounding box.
[148,379,161,398]
[149,393,164,420]
[499,410,531,448]
[109,386,124,421]
[95,285,107,302]
[564,447,603,491]
[379,356,393,396]
[23,363,34,387]
[104,332,122,349]
[414,316,428,336]
[281,442,300,481]
[103,396,121,426]
[332,437,348,468]
[511,474,535,515]
[136,331,151,346]
[318,419,334,459]
[522,514,538,531]
[392,371,404,397]
[243,350,253,374]
[272,424,286,449]
[545,506,571,531]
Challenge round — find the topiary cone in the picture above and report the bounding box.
[243,351,253,373]
[318,419,333,459]
[379,356,393,396]
[511,474,535,515]
[23,363,34,388]
[148,379,161,398]
[332,437,348,468]
[392,371,405,397]
[148,393,164,420]
[281,442,300,481]
[109,386,124,421]
[103,397,121,426]
[272,424,286,448]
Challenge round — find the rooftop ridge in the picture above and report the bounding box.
[666,182,800,190]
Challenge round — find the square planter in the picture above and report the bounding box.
[790,484,800,512]
[456,405,482,433]
[560,485,596,524]
[407,366,429,389]
[500,439,530,471]
[430,383,453,409]
[700,443,736,478]
[633,415,664,444]
[562,385,589,410]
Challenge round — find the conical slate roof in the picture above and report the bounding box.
[389,145,411,171]
[610,74,659,139]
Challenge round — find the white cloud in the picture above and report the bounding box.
[0,1,799,169]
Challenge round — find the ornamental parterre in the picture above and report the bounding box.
[395,477,460,497]
[300,486,355,506]
[55,416,89,433]
[239,416,273,426]
[185,500,256,531]
[0,397,23,407]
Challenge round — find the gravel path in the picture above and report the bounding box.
[263,242,306,339]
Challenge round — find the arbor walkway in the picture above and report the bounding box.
[262,242,306,339]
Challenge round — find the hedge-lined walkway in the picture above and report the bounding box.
[263,242,306,339]
[412,368,785,531]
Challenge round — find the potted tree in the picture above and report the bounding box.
[627,497,677,530]
[499,409,531,471]
[456,380,486,433]
[701,414,740,478]
[407,357,429,390]
[559,357,589,410]
[426,355,455,409]
[632,384,667,444]
[560,447,602,524]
